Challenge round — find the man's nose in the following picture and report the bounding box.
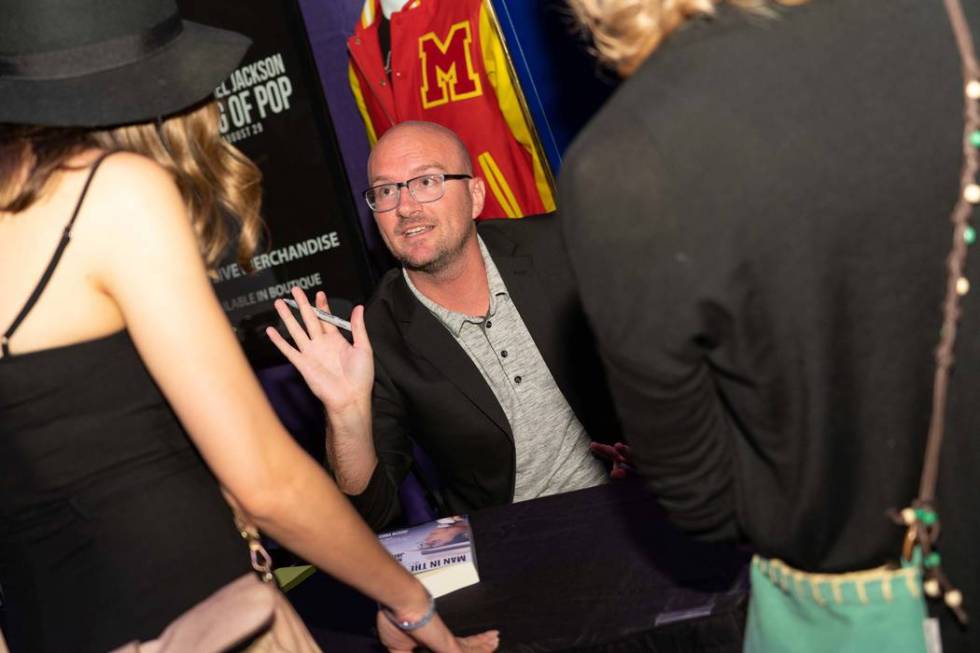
[395,184,422,214]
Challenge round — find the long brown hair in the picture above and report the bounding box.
[0,101,262,272]
[568,0,808,77]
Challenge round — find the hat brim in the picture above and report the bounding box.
[0,21,251,127]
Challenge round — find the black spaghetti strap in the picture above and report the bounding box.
[1,151,116,357]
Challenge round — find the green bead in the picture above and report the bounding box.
[966,226,976,245]
[916,508,938,526]
[971,131,980,148]
[925,552,942,568]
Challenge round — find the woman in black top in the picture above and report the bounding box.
[0,1,497,652]
[561,0,979,649]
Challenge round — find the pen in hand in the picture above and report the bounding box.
[282,298,352,332]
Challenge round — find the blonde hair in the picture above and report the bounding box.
[568,0,809,76]
[0,102,263,273]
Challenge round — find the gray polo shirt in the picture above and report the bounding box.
[403,237,607,502]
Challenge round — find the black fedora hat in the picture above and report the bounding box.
[0,0,251,127]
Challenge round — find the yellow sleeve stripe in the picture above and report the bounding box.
[348,61,378,146]
[477,1,556,213]
[478,151,522,218]
[361,0,374,28]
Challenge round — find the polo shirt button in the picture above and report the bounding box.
[485,320,492,328]
[501,350,508,358]
[514,375,522,384]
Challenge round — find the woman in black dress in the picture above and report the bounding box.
[0,1,497,652]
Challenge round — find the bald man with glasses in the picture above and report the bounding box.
[295,121,624,530]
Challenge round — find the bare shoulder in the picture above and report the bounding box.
[69,151,204,287]
[84,151,183,220]
[76,151,192,246]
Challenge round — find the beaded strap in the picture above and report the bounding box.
[892,0,979,626]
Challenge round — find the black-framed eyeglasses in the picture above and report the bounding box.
[363,173,472,212]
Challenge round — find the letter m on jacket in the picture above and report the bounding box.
[419,21,483,109]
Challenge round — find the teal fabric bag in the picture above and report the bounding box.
[744,555,928,653]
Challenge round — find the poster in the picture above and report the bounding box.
[178,0,375,369]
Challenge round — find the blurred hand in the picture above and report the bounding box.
[590,441,634,480]
[266,287,373,417]
[376,610,499,653]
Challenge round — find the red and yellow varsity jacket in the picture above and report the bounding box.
[347,0,555,219]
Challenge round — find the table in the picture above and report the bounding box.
[289,477,749,652]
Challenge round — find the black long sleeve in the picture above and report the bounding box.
[559,0,979,584]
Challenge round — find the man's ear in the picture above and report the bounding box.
[469,176,486,220]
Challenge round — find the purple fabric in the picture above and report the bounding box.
[257,361,438,526]
[256,362,326,461]
[397,468,438,526]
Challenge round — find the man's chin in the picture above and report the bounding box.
[402,251,450,275]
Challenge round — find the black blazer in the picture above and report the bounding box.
[349,214,620,529]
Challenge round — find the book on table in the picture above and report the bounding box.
[378,515,479,598]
